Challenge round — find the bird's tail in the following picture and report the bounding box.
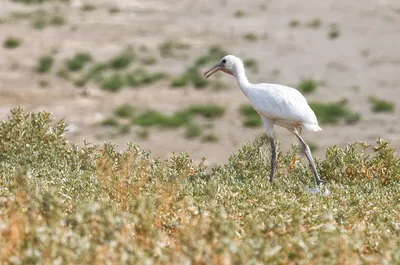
[303,123,322,132]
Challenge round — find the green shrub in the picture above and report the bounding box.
[310,99,360,125]
[114,104,135,118]
[66,52,92,72]
[239,104,262,127]
[126,69,168,87]
[3,36,22,48]
[307,18,321,28]
[109,51,134,69]
[243,58,259,73]
[101,74,124,92]
[243,33,258,41]
[36,55,54,73]
[328,23,340,39]
[233,10,245,17]
[133,110,186,128]
[184,124,202,139]
[201,133,219,142]
[298,78,318,94]
[187,104,225,119]
[101,117,119,126]
[289,19,300,27]
[158,40,190,58]
[368,96,395,113]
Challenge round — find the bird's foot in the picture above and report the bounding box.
[316,179,325,186]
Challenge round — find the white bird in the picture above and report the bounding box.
[204,55,324,186]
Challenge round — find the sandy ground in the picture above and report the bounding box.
[1,0,399,167]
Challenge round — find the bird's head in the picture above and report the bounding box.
[204,55,241,78]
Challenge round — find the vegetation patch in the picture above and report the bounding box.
[36,55,54,73]
[239,104,262,127]
[3,36,22,49]
[309,99,361,125]
[114,104,135,118]
[101,74,125,92]
[297,78,319,94]
[368,96,395,113]
[66,52,92,72]
[0,108,399,264]
[328,23,340,39]
[158,40,190,58]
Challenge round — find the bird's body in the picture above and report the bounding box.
[243,82,321,133]
[204,55,324,186]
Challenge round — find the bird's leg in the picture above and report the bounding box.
[269,137,277,182]
[294,132,324,186]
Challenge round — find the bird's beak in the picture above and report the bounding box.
[204,63,223,79]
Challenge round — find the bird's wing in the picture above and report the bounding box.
[247,83,318,125]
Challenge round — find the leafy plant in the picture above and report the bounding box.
[158,40,190,58]
[239,104,262,127]
[109,51,134,69]
[243,33,258,42]
[3,36,22,48]
[328,23,340,39]
[36,55,54,73]
[185,124,202,139]
[114,104,135,118]
[298,78,319,94]
[101,74,125,92]
[368,96,395,113]
[310,99,361,124]
[66,52,92,72]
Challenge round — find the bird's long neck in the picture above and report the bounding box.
[233,61,251,97]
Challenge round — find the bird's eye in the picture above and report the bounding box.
[222,59,226,64]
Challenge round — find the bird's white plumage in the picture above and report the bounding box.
[246,83,321,130]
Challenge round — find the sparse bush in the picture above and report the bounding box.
[101,117,119,126]
[298,78,319,94]
[140,56,157,65]
[185,124,202,139]
[187,104,225,119]
[133,110,189,128]
[0,108,399,264]
[108,6,120,14]
[239,104,262,127]
[101,74,124,92]
[158,40,190,58]
[3,36,22,48]
[126,69,168,88]
[36,55,54,73]
[171,77,189,88]
[368,96,395,113]
[109,51,134,69]
[114,104,135,118]
[243,33,258,42]
[66,52,92,72]
[328,23,340,39]
[81,4,96,12]
[234,10,245,17]
[310,99,360,125]
[118,124,131,134]
[307,18,321,28]
[243,58,259,73]
[289,19,300,27]
[201,133,219,142]
[31,10,66,29]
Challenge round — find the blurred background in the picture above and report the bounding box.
[1,0,399,167]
